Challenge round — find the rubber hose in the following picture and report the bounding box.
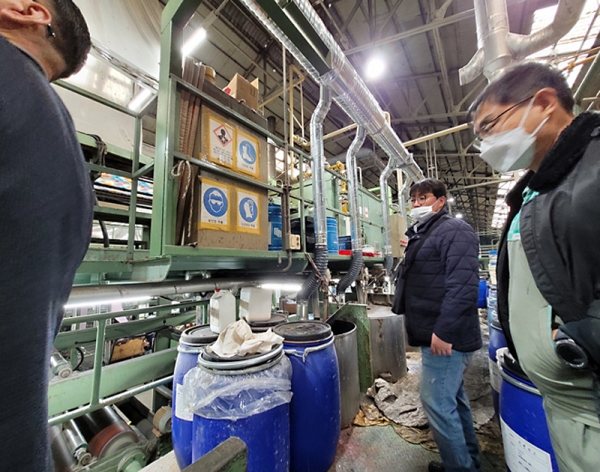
[297,245,328,301]
[337,250,363,294]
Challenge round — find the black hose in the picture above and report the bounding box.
[384,254,394,275]
[297,245,328,301]
[337,250,363,294]
[73,347,86,371]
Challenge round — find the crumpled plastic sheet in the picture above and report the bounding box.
[207,319,284,358]
[180,355,293,421]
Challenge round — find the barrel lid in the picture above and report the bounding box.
[180,325,218,346]
[198,344,283,370]
[273,321,331,342]
[247,314,287,329]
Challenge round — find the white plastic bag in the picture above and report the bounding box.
[181,355,292,421]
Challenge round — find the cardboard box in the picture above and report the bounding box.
[390,213,408,258]
[223,73,259,111]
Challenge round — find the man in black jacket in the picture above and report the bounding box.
[470,62,600,471]
[0,1,93,470]
[400,179,482,472]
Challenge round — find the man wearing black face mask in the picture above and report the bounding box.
[470,62,600,471]
[393,179,482,472]
[0,1,93,470]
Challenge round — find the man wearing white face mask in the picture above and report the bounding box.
[393,179,482,472]
[470,62,600,471]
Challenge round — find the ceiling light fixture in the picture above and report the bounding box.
[182,27,207,57]
[448,197,455,204]
[365,57,386,80]
[455,212,464,219]
[65,296,153,310]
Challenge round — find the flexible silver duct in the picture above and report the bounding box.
[380,159,400,274]
[460,0,586,84]
[238,0,423,184]
[298,86,332,301]
[337,126,366,294]
[508,0,587,60]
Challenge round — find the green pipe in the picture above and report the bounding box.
[90,319,107,405]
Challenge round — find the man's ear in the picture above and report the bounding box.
[0,1,52,28]
[534,88,560,117]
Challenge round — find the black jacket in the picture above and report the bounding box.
[497,112,600,365]
[403,208,482,352]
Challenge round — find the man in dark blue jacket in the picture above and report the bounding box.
[0,1,93,470]
[402,179,482,472]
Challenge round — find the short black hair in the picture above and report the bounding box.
[469,62,574,116]
[409,179,447,199]
[44,0,91,78]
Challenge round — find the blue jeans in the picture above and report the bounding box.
[421,348,481,472]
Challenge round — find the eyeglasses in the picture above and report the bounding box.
[472,96,534,139]
[47,24,56,38]
[410,194,434,206]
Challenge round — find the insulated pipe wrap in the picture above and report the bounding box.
[298,86,332,302]
[337,126,366,294]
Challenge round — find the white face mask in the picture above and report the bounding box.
[479,99,549,173]
[410,202,438,224]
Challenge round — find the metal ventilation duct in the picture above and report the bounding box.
[461,0,587,83]
[238,0,424,183]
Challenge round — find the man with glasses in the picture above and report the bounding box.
[395,179,482,472]
[0,1,92,469]
[470,62,600,471]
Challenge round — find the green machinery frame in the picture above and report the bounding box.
[48,0,392,435]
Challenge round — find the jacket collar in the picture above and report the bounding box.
[528,112,600,193]
[406,207,448,237]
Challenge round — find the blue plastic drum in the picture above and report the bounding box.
[274,321,341,472]
[478,280,487,308]
[269,204,283,251]
[192,348,291,472]
[172,325,218,470]
[499,349,558,471]
[326,217,339,255]
[488,320,507,418]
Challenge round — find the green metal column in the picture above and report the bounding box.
[150,0,202,256]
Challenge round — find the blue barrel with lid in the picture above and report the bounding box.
[274,321,341,472]
[478,279,487,308]
[172,325,218,470]
[326,217,339,254]
[269,204,283,251]
[191,346,292,472]
[499,348,558,471]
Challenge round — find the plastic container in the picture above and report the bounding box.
[172,325,218,470]
[239,287,273,322]
[268,204,283,251]
[209,290,236,334]
[498,348,558,471]
[478,279,487,309]
[488,320,507,419]
[327,217,339,255]
[248,313,287,333]
[338,235,352,250]
[185,348,292,472]
[274,321,341,472]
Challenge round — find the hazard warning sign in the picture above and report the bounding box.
[208,114,235,168]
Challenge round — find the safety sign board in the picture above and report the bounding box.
[236,190,260,234]
[199,178,230,230]
[208,114,235,168]
[235,130,259,177]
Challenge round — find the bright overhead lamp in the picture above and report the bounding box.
[182,27,207,57]
[455,213,464,219]
[365,57,385,80]
[448,197,455,204]
[128,87,153,111]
